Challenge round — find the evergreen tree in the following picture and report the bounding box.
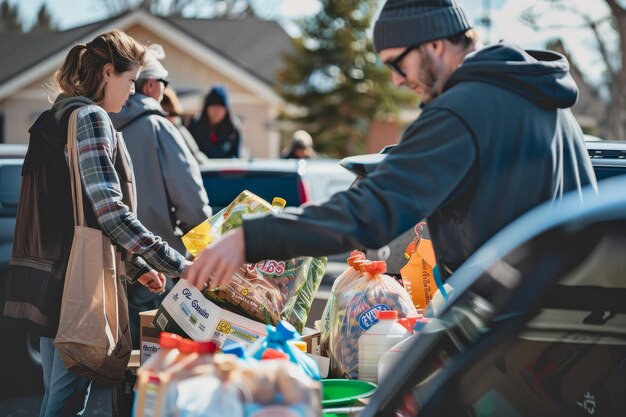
[276,0,416,157]
[30,3,57,32]
[0,0,23,32]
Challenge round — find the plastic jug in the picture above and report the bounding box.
[134,332,181,417]
[377,319,429,382]
[377,333,418,383]
[135,337,217,417]
[358,310,410,383]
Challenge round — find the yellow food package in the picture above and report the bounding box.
[181,190,326,332]
[181,221,212,257]
[182,190,271,257]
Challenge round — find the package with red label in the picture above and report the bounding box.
[319,250,417,379]
[182,190,326,333]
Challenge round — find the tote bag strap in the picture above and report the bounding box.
[66,108,120,349]
[66,108,87,228]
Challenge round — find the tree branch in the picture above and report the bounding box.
[604,0,625,17]
[583,14,618,79]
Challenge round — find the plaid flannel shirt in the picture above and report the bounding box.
[73,105,185,281]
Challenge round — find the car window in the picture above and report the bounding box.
[0,161,22,217]
[202,171,301,212]
[593,167,626,183]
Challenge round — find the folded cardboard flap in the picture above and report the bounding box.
[301,328,321,355]
[139,310,160,364]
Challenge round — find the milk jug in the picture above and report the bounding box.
[358,310,410,383]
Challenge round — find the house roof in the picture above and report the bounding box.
[165,15,293,86]
[0,10,293,100]
[0,17,116,86]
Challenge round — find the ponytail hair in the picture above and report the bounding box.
[52,30,145,104]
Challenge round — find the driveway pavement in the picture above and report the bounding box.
[0,384,113,416]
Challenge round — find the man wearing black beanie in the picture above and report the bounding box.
[186,0,597,288]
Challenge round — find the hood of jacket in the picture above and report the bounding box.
[109,93,165,130]
[444,43,578,109]
[23,94,95,174]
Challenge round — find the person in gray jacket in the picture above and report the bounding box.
[185,0,597,290]
[109,44,212,348]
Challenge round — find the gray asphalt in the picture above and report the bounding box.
[0,384,113,417]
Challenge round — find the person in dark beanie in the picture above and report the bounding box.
[185,0,597,290]
[187,84,242,158]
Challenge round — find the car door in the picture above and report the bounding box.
[360,175,626,417]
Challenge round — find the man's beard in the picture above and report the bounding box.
[418,50,439,105]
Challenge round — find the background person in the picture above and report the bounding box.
[3,30,191,417]
[109,44,212,349]
[185,0,597,291]
[281,129,318,159]
[161,87,210,166]
[187,84,242,158]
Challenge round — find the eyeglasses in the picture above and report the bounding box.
[386,45,418,78]
[157,78,169,88]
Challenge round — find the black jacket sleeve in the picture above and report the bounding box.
[243,108,477,262]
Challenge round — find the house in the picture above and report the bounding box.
[0,9,294,157]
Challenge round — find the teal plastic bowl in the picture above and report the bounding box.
[321,379,377,408]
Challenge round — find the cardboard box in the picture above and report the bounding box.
[153,279,267,350]
[139,309,161,364]
[301,328,321,355]
[300,329,329,377]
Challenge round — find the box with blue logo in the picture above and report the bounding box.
[153,279,267,350]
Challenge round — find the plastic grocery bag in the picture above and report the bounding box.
[246,321,321,380]
[400,223,439,311]
[182,190,326,332]
[319,250,417,379]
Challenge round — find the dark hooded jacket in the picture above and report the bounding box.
[187,85,241,158]
[243,44,598,278]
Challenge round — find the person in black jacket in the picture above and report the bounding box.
[187,85,242,158]
[185,0,598,289]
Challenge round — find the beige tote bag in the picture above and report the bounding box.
[54,108,132,384]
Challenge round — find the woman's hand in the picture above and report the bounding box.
[138,270,166,294]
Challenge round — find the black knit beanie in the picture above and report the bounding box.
[373,0,473,52]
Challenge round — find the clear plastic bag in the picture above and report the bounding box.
[320,250,417,379]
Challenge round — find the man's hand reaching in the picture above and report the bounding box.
[185,227,246,291]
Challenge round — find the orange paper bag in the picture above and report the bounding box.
[400,224,438,311]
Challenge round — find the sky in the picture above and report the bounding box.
[9,0,615,87]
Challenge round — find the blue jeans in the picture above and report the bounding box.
[39,337,92,417]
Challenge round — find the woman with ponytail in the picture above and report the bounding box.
[3,30,192,417]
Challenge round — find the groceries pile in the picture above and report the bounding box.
[134,328,321,417]
[182,190,326,332]
[137,188,441,415]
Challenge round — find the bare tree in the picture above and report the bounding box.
[521,0,626,140]
[96,0,257,18]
